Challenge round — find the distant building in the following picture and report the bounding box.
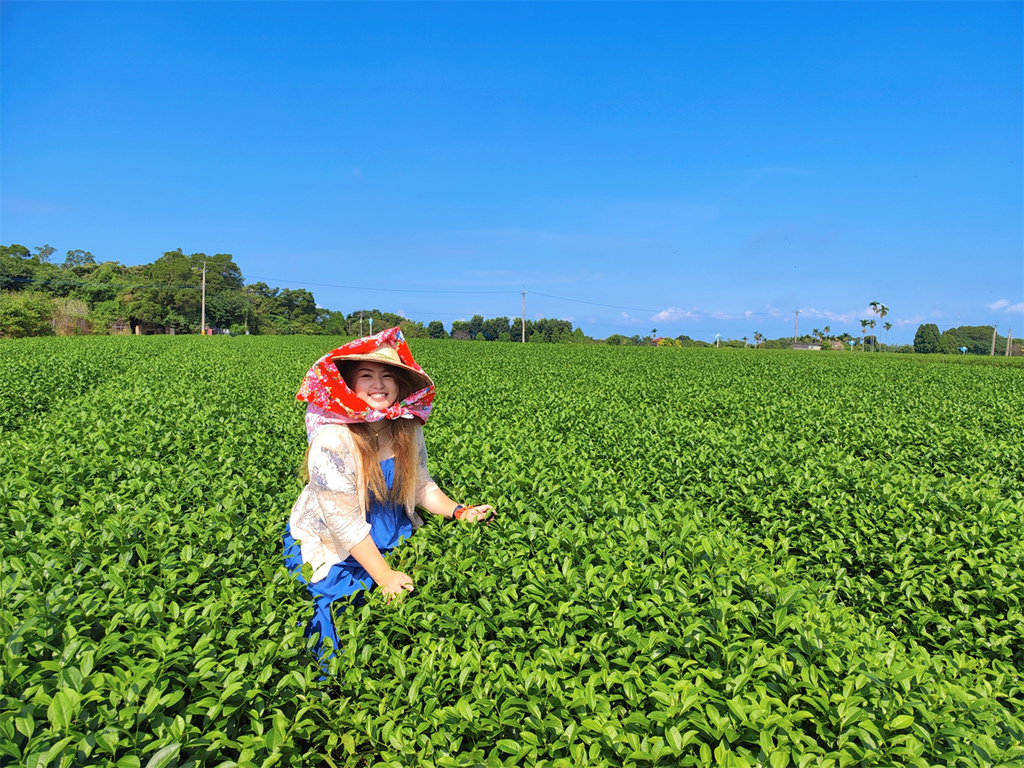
[792,342,822,351]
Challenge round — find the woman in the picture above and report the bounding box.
[283,327,494,663]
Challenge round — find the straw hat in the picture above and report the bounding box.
[330,340,433,395]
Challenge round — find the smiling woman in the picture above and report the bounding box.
[347,361,400,410]
[283,326,497,670]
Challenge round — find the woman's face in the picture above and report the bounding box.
[350,362,399,410]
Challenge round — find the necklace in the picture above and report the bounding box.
[367,421,392,451]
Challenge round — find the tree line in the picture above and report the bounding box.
[0,244,587,342]
[1,245,327,337]
[913,323,1020,356]
[5,246,1016,353]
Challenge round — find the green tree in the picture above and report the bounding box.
[510,317,530,342]
[869,302,888,351]
[938,329,959,354]
[870,303,889,350]
[89,298,129,334]
[1,243,62,292]
[450,320,471,340]
[0,291,54,337]
[62,249,96,269]
[945,325,1005,355]
[318,310,348,335]
[1,244,31,260]
[33,245,56,262]
[482,316,510,341]
[913,323,940,354]
[427,320,448,339]
[531,317,573,342]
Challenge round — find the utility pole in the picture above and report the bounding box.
[991,326,997,356]
[1007,328,1013,357]
[200,261,207,335]
[245,286,251,335]
[520,288,528,342]
[793,309,800,343]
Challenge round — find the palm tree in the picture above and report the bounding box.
[754,331,764,348]
[742,335,748,348]
[860,319,870,351]
[869,302,889,352]
[884,321,893,350]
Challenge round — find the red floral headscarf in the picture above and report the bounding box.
[297,327,434,440]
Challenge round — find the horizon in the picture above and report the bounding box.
[2,2,1022,344]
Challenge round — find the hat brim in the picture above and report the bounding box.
[331,353,433,395]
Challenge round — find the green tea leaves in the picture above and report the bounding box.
[2,338,1022,766]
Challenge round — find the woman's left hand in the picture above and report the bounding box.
[454,504,496,523]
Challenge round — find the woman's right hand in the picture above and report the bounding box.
[454,504,496,523]
[379,569,414,601]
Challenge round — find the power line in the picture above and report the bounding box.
[0,272,519,297]
[0,274,203,291]
[246,274,517,296]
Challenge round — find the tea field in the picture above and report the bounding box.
[2,336,1022,768]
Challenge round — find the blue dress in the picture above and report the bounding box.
[282,457,413,661]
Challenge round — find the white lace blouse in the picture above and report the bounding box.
[288,423,439,583]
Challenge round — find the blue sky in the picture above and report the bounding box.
[2,1,1021,343]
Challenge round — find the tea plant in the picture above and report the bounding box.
[1,337,1021,767]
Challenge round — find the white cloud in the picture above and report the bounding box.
[987,299,1024,313]
[896,315,926,326]
[799,306,861,324]
[651,307,697,322]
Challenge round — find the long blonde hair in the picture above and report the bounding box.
[302,362,421,514]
